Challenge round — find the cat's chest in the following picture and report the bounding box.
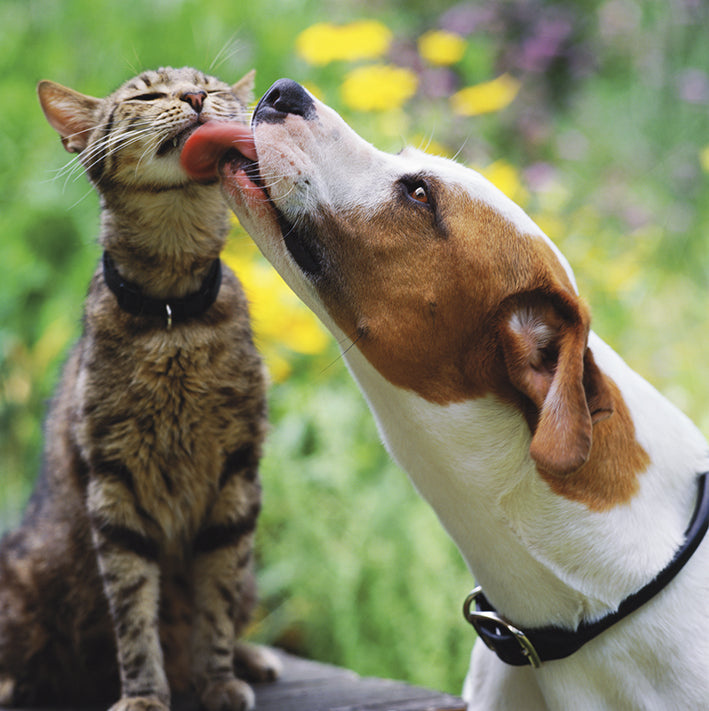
[77,328,262,540]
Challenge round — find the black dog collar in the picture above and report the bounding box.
[102,251,222,329]
[463,471,709,667]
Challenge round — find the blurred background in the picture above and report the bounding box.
[2,0,709,696]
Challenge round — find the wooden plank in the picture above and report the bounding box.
[0,649,466,711]
[252,649,466,711]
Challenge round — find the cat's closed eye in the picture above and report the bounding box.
[130,92,166,102]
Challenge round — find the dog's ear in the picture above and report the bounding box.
[500,293,614,476]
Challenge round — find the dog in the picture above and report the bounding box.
[182,80,709,710]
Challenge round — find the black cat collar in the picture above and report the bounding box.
[102,251,222,329]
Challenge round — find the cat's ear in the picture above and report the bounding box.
[37,80,102,154]
[231,69,256,105]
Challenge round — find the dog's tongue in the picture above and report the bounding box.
[181,122,257,181]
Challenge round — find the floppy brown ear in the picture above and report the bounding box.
[500,294,614,476]
[37,80,102,153]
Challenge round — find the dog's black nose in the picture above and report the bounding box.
[253,79,316,125]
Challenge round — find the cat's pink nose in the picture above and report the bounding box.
[181,90,207,113]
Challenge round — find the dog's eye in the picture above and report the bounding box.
[402,178,430,205]
[400,176,433,210]
[409,184,429,203]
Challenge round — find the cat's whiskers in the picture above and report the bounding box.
[49,119,120,183]
[74,122,153,166]
[51,103,254,191]
[134,134,167,176]
[209,36,243,73]
[77,125,160,177]
[65,184,99,211]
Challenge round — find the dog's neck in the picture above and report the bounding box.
[341,329,708,630]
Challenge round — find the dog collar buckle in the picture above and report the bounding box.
[463,587,542,668]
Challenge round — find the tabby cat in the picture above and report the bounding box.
[0,67,280,711]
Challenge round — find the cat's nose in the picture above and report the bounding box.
[181,90,207,114]
[253,79,315,125]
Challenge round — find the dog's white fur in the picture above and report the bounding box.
[213,86,709,710]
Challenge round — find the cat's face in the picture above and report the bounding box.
[38,66,254,191]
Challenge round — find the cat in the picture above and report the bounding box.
[0,67,280,711]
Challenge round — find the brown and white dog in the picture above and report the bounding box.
[182,80,709,710]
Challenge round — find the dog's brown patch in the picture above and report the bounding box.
[318,189,579,406]
[538,378,650,511]
[307,185,646,507]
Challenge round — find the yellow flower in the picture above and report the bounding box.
[223,226,329,381]
[478,159,529,207]
[700,144,709,172]
[341,64,418,112]
[451,74,521,116]
[418,30,466,66]
[296,21,392,66]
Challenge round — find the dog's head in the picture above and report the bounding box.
[182,79,614,477]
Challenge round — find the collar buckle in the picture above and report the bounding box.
[463,587,542,668]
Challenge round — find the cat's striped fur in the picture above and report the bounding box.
[0,67,279,711]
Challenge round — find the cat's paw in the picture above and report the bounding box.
[200,678,255,711]
[233,642,282,682]
[108,696,170,711]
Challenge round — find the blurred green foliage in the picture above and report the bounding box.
[2,0,709,697]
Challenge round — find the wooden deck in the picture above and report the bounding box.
[1,649,466,711]
[251,649,465,711]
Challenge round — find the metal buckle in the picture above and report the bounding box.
[463,587,542,668]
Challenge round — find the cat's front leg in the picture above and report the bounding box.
[88,478,169,711]
[191,480,262,711]
[191,546,256,711]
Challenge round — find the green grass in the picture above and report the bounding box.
[2,0,709,697]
